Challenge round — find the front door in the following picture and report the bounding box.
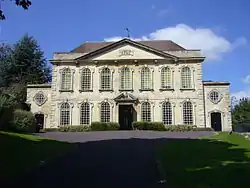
[211,112,222,131]
[35,114,44,132]
[119,105,133,130]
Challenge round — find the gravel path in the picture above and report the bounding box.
[10,131,214,188]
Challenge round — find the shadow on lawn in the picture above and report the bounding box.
[2,133,250,188]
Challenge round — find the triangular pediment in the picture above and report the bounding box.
[75,39,178,61]
[114,92,137,102]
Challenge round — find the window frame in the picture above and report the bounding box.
[99,67,114,92]
[58,102,73,126]
[162,101,173,125]
[59,67,75,92]
[100,101,112,123]
[180,66,194,90]
[159,66,174,91]
[141,101,152,122]
[79,67,94,92]
[119,66,133,91]
[140,66,154,91]
[182,101,194,125]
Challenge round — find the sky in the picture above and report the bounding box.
[0,0,249,99]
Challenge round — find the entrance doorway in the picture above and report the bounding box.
[35,113,44,132]
[119,105,135,130]
[211,112,222,131]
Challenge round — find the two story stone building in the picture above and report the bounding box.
[26,38,232,131]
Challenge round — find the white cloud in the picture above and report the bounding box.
[242,75,250,84]
[232,90,250,100]
[104,24,247,61]
[231,75,250,100]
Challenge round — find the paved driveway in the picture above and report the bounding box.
[11,131,214,188]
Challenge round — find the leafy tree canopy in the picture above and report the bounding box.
[0,0,32,20]
[0,34,51,103]
[231,97,250,129]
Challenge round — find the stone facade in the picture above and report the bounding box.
[26,39,232,131]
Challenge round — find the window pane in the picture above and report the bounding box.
[181,67,191,89]
[162,102,172,124]
[121,67,131,90]
[161,67,171,89]
[61,68,72,90]
[80,102,90,125]
[141,102,151,122]
[183,101,193,125]
[81,68,91,90]
[60,103,70,125]
[141,67,151,90]
[101,68,111,90]
[101,102,110,122]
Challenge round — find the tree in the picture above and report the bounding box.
[0,0,32,20]
[1,34,51,102]
[0,43,13,87]
[231,97,250,131]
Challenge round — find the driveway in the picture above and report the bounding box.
[10,131,214,188]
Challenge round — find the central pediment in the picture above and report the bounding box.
[75,38,178,61]
[114,92,138,103]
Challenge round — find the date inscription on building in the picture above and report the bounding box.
[118,49,134,57]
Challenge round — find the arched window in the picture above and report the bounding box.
[162,102,172,125]
[80,102,90,125]
[141,102,151,122]
[120,67,131,90]
[61,68,72,90]
[141,67,151,90]
[181,67,192,89]
[60,103,70,126]
[100,102,110,122]
[81,68,91,91]
[183,101,193,125]
[161,67,171,89]
[100,68,111,90]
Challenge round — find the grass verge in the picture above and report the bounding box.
[158,132,250,188]
[0,131,76,183]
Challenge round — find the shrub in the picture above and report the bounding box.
[90,122,119,131]
[10,109,36,133]
[132,121,166,131]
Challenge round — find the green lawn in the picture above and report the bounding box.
[0,131,76,184]
[158,133,250,188]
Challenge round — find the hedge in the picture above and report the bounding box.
[132,122,166,131]
[90,122,119,131]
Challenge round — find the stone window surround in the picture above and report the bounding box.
[178,65,195,91]
[98,66,115,92]
[159,99,176,125]
[180,99,196,125]
[158,65,175,91]
[208,89,223,104]
[33,91,47,106]
[57,101,74,126]
[59,67,75,92]
[77,100,94,125]
[118,65,134,91]
[139,65,154,91]
[139,100,155,121]
[98,99,114,122]
[79,67,95,92]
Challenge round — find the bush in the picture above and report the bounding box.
[10,109,36,133]
[44,128,59,132]
[132,121,166,131]
[58,125,90,132]
[90,122,119,131]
